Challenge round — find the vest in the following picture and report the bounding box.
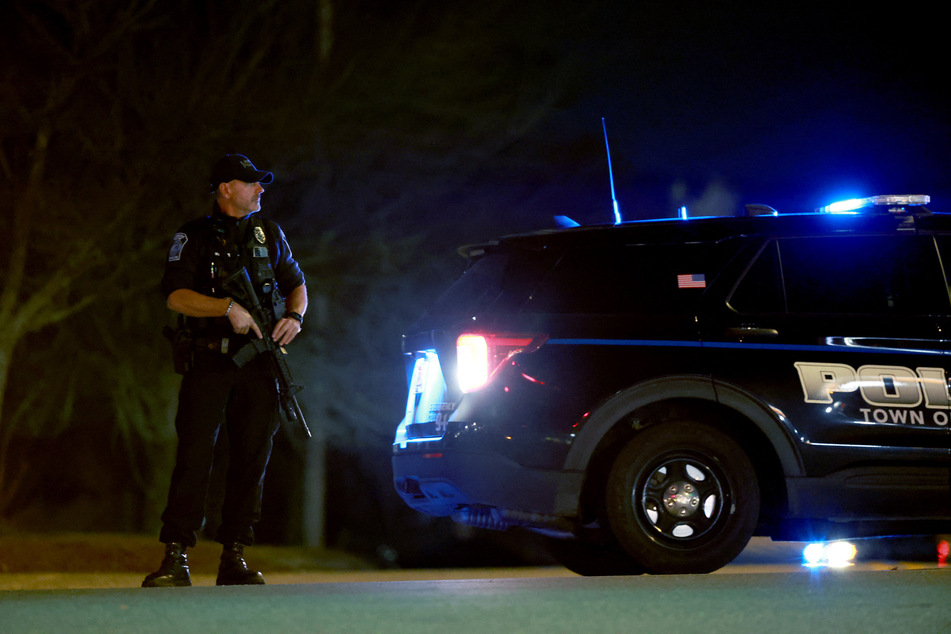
[187,212,285,336]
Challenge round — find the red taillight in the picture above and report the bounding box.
[456,333,546,393]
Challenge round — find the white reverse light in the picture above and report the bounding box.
[456,334,490,393]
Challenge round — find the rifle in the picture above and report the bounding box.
[223,267,311,438]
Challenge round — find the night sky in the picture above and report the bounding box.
[293,1,950,233]
[504,3,949,223]
[5,2,947,224]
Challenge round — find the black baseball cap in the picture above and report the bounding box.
[209,154,273,189]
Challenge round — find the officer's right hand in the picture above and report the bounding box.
[228,303,263,339]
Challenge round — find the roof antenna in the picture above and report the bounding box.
[602,117,622,224]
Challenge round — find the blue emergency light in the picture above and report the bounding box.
[817,195,930,214]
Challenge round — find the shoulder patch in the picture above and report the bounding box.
[168,232,188,262]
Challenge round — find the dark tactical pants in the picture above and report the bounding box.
[159,350,281,548]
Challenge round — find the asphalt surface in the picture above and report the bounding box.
[2,567,951,633]
[1,534,936,590]
[2,536,950,632]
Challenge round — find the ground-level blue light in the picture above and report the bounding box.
[679,206,688,220]
[803,542,825,565]
[802,541,857,567]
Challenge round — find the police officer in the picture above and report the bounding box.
[143,154,307,587]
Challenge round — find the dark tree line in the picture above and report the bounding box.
[0,0,601,558]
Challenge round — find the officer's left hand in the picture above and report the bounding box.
[272,317,302,347]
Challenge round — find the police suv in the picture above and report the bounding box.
[392,195,951,574]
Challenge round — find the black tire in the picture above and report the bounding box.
[606,421,760,574]
[545,535,646,576]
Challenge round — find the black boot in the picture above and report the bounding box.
[142,542,192,588]
[216,542,266,586]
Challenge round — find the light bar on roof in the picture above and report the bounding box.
[817,194,931,214]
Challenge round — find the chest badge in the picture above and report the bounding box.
[254,226,266,244]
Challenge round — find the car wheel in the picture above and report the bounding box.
[545,535,646,576]
[606,421,760,574]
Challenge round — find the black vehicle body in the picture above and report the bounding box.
[392,202,951,574]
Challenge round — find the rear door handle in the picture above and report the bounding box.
[724,327,779,340]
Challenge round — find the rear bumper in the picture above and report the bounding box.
[392,447,583,523]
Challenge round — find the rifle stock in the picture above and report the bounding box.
[223,268,311,438]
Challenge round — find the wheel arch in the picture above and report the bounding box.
[563,375,803,529]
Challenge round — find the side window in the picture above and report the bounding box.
[933,235,951,301]
[530,240,740,314]
[780,235,948,315]
[729,241,784,313]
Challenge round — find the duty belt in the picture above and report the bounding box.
[193,336,232,355]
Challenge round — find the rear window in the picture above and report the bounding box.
[426,247,555,317]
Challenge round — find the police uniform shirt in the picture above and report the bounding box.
[162,206,305,337]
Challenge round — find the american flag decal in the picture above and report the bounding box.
[677,273,706,289]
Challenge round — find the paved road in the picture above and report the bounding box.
[2,566,950,633]
[2,538,949,632]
